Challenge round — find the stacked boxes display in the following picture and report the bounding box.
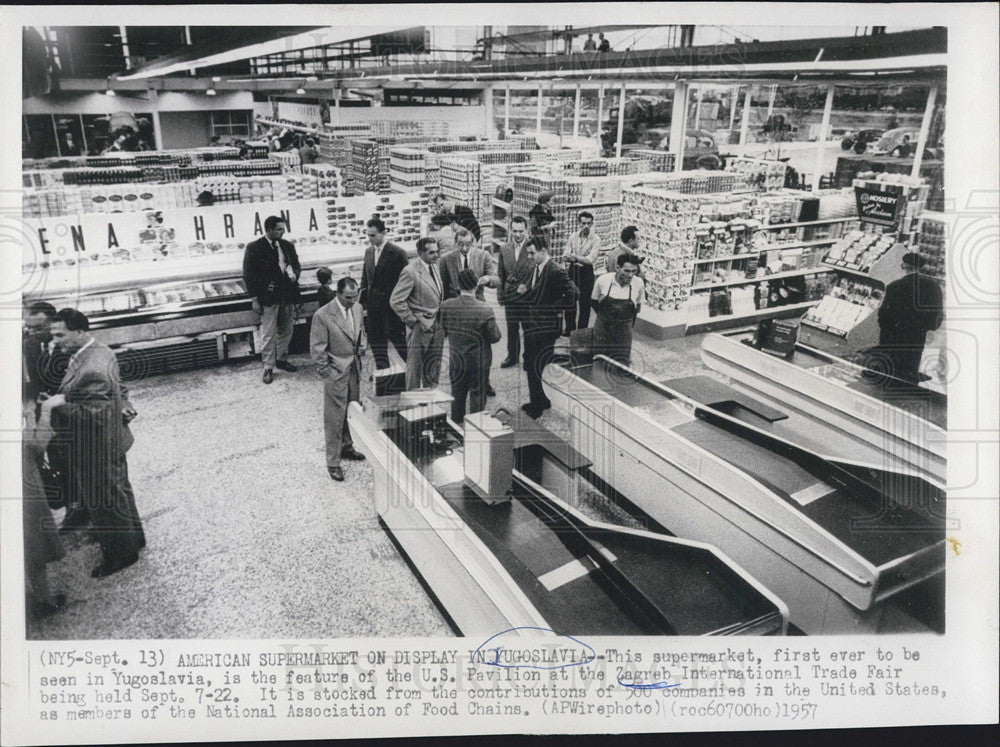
[626,150,677,172]
[325,192,429,249]
[642,170,752,196]
[726,157,789,192]
[911,212,946,284]
[621,187,704,312]
[268,151,301,174]
[303,164,344,198]
[439,149,582,244]
[560,158,653,177]
[388,137,539,194]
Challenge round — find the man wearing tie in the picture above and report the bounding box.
[360,217,409,370]
[497,216,536,368]
[242,216,301,384]
[439,228,501,397]
[391,237,444,390]
[310,277,368,482]
[520,243,578,419]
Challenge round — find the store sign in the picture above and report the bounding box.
[28,199,329,255]
[171,200,328,245]
[854,184,905,227]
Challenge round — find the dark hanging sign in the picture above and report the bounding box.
[854,183,905,227]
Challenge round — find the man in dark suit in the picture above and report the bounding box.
[876,252,944,383]
[360,217,409,370]
[496,216,536,368]
[520,243,578,419]
[44,309,146,578]
[315,266,336,308]
[433,193,481,241]
[310,277,367,482]
[23,301,68,403]
[242,215,301,384]
[440,269,502,424]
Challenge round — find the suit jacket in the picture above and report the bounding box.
[497,239,536,306]
[524,260,578,336]
[310,299,365,381]
[242,235,301,306]
[878,272,944,346]
[438,248,499,302]
[439,295,502,359]
[390,258,444,328]
[453,204,482,241]
[23,334,69,402]
[54,339,134,459]
[360,241,409,314]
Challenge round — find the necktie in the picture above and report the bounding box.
[274,241,287,273]
[429,264,439,292]
[530,266,539,289]
[463,253,469,270]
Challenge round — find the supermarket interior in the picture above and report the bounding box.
[16,22,956,639]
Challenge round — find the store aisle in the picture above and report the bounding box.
[27,321,712,640]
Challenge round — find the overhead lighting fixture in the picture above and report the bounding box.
[296,87,306,95]
[212,76,221,83]
[206,88,217,96]
[105,88,116,97]
[306,75,319,82]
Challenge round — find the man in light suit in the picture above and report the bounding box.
[390,237,444,390]
[242,215,301,385]
[496,216,536,368]
[310,277,368,482]
[439,228,499,302]
[439,228,500,397]
[360,217,409,370]
[44,309,146,578]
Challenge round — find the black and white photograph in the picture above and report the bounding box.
[2,3,997,744]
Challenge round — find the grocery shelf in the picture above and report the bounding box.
[820,262,882,281]
[753,238,840,252]
[757,217,858,230]
[690,267,833,292]
[685,301,816,334]
[566,201,621,209]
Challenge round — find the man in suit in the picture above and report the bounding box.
[310,277,368,482]
[391,237,444,390]
[44,309,145,578]
[360,217,409,370]
[876,251,944,383]
[605,225,641,275]
[496,216,536,368]
[432,193,481,241]
[440,269,502,424]
[440,228,501,397]
[242,215,301,384]
[520,243,578,418]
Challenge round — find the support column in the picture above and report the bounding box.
[812,84,835,190]
[504,85,511,133]
[669,81,689,172]
[911,85,938,178]
[536,86,543,136]
[615,84,627,158]
[573,84,581,139]
[693,85,701,129]
[483,83,495,138]
[729,85,739,131]
[597,85,605,147]
[738,85,753,157]
[766,84,777,119]
[149,90,163,150]
[334,87,341,124]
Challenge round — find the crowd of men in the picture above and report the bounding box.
[291,195,648,482]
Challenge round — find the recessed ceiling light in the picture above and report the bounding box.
[296,87,306,95]
[206,88,217,96]
[212,76,221,83]
[105,89,116,96]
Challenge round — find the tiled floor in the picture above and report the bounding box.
[27,320,716,640]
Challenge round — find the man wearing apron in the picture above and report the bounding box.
[590,253,645,366]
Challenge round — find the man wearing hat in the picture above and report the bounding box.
[439,269,502,424]
[876,251,944,383]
